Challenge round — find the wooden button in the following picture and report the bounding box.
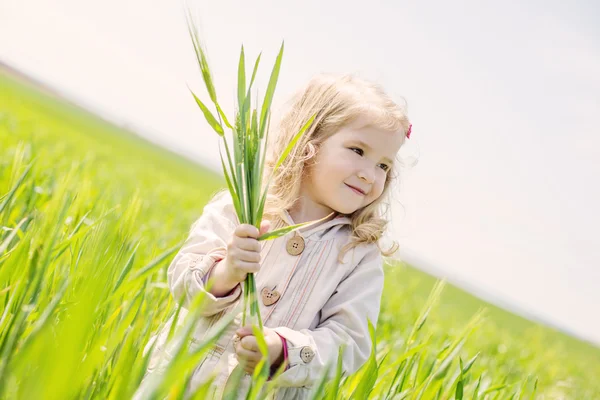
[286,235,305,256]
[261,287,281,306]
[300,346,315,363]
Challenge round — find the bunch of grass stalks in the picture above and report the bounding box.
[184,11,332,335]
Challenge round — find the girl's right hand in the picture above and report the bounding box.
[218,221,271,285]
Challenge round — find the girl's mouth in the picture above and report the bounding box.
[345,184,365,196]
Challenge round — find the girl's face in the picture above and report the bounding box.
[298,116,404,219]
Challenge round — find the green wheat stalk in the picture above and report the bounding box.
[184,9,330,331]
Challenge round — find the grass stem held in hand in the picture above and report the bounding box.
[185,9,326,331]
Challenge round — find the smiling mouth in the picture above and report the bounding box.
[345,184,365,196]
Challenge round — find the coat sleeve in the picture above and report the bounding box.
[272,246,384,388]
[167,190,242,317]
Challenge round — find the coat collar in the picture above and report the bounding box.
[278,208,352,239]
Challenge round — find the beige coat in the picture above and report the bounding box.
[134,191,385,399]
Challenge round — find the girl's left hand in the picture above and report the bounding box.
[234,326,284,375]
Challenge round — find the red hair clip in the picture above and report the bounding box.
[406,124,412,139]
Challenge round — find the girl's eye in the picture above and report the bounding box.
[349,147,363,156]
[349,147,389,171]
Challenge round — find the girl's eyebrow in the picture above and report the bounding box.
[348,140,394,164]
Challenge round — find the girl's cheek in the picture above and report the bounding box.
[333,154,351,167]
[372,179,385,196]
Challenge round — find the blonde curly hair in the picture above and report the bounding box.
[259,73,411,263]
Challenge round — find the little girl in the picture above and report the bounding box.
[135,73,412,399]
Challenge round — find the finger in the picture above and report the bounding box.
[236,346,261,362]
[236,326,254,338]
[234,237,262,252]
[232,248,261,263]
[232,260,261,274]
[259,220,271,236]
[235,224,260,239]
[235,354,255,373]
[238,356,258,369]
[241,336,259,352]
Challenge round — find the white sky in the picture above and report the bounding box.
[1,0,599,345]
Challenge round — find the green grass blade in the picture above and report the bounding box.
[271,114,314,175]
[461,352,479,375]
[481,383,510,395]
[249,53,261,90]
[454,358,464,400]
[219,145,243,219]
[255,112,271,224]
[0,162,33,214]
[127,243,182,283]
[184,8,218,104]
[253,111,314,222]
[0,217,27,254]
[112,241,141,292]
[259,42,284,139]
[237,45,246,114]
[325,344,346,400]
[184,8,231,129]
[471,375,482,400]
[13,278,68,360]
[251,111,261,226]
[350,319,379,399]
[216,103,232,129]
[257,211,335,241]
[188,87,224,136]
[145,307,236,399]
[239,162,249,224]
[221,136,240,199]
[308,362,333,400]
[251,325,269,358]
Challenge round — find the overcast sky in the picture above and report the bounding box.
[1,0,599,345]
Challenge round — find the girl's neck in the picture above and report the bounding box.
[287,197,339,233]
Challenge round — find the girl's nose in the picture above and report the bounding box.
[358,169,375,183]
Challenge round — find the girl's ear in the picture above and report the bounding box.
[303,142,317,158]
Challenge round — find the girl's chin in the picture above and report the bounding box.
[334,202,361,215]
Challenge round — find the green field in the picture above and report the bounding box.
[1,68,599,399]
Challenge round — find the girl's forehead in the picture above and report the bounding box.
[337,121,402,141]
[329,122,404,157]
